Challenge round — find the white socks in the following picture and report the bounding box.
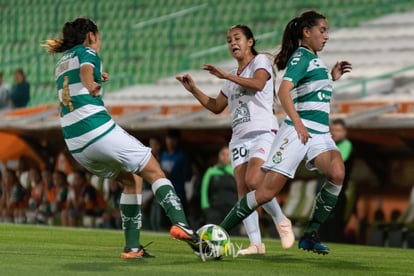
[262,197,285,225]
[242,211,262,244]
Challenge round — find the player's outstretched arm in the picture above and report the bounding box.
[203,64,268,92]
[176,74,227,114]
[331,61,352,81]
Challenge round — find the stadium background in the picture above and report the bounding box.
[1,0,414,246]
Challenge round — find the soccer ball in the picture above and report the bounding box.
[196,224,230,260]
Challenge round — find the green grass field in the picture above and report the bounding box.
[1,224,413,276]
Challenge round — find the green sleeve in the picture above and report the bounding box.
[224,164,234,176]
[201,168,214,209]
[338,139,352,162]
[284,48,309,86]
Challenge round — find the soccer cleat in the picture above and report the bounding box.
[120,243,155,259]
[298,231,330,255]
[237,243,266,255]
[276,217,295,249]
[121,247,144,259]
[170,223,209,255]
[140,242,155,258]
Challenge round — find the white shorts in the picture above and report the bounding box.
[262,123,338,179]
[72,125,152,179]
[229,131,275,169]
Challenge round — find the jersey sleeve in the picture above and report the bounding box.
[252,54,272,79]
[77,46,102,85]
[283,50,309,86]
[221,81,231,98]
[78,47,100,68]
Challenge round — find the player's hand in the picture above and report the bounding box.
[294,121,312,144]
[176,74,197,94]
[101,72,109,82]
[203,64,228,79]
[89,82,101,97]
[331,61,352,81]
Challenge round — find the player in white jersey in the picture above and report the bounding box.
[217,11,352,255]
[43,17,206,259]
[177,25,294,254]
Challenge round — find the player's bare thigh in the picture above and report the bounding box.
[137,155,166,184]
[116,155,165,192]
[234,163,248,198]
[245,157,265,190]
[313,150,344,185]
[255,170,288,204]
[116,172,143,194]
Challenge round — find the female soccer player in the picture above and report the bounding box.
[43,17,201,259]
[177,25,294,254]
[217,10,352,254]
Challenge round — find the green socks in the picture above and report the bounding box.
[152,179,189,226]
[305,181,342,234]
[120,193,141,249]
[220,191,258,232]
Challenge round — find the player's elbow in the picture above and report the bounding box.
[256,83,266,91]
[208,103,225,114]
[211,108,223,114]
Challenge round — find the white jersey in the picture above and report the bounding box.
[221,54,278,141]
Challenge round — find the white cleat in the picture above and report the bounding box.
[276,217,295,249]
[237,243,266,255]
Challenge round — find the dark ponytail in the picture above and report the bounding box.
[274,10,325,70]
[43,18,98,53]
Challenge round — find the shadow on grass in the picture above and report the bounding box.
[61,262,120,272]
[61,253,379,275]
[60,257,199,272]
[233,252,373,273]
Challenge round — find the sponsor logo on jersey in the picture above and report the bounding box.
[291,57,300,66]
[317,91,331,101]
[290,51,303,65]
[232,102,251,127]
[256,147,265,154]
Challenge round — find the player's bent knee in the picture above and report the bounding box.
[255,186,276,204]
[245,179,259,191]
[328,170,344,186]
[140,170,165,185]
[116,171,135,187]
[328,160,345,185]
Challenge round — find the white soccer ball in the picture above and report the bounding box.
[196,224,230,261]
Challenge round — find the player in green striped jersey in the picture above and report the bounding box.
[218,10,352,255]
[43,18,204,259]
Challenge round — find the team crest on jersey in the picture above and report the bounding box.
[232,102,251,127]
[272,151,282,164]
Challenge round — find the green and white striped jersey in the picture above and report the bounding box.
[283,47,333,134]
[55,45,115,153]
